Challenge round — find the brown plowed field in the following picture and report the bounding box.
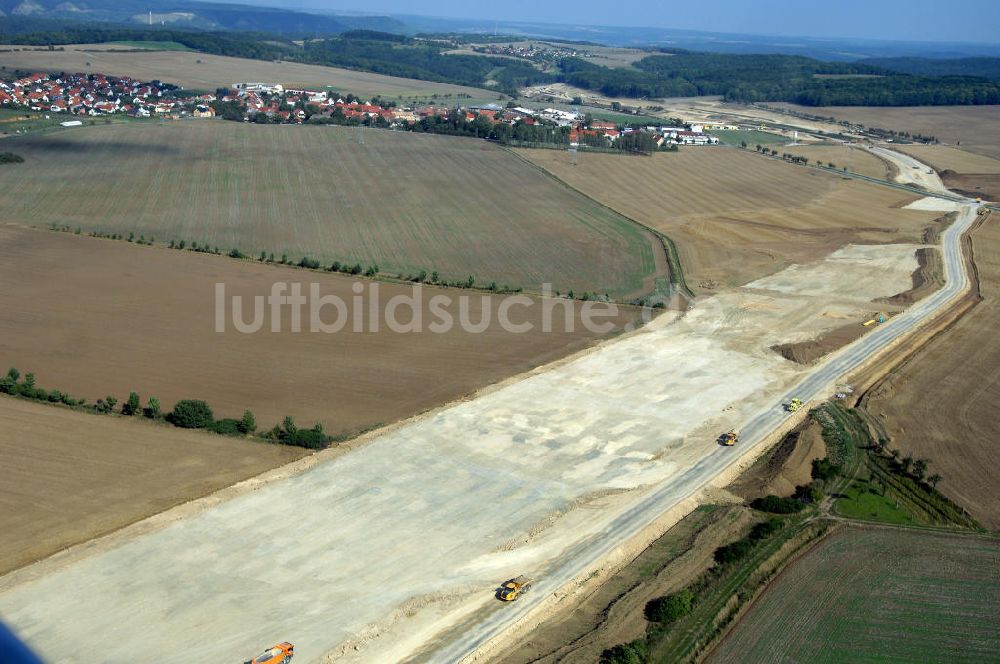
[518,147,939,291]
[0,226,636,436]
[0,395,306,576]
[0,44,489,99]
[864,215,1000,529]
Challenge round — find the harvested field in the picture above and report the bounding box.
[0,395,306,576]
[707,527,1000,664]
[894,144,1000,174]
[518,147,940,291]
[864,216,1000,529]
[0,226,637,435]
[0,122,663,297]
[772,104,1000,160]
[0,44,489,99]
[781,143,891,179]
[893,145,1000,200]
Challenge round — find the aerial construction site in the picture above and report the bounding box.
[1,6,999,664]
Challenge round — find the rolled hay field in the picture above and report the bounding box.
[519,147,941,291]
[707,526,1000,664]
[0,121,664,298]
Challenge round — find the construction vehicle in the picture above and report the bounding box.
[497,576,532,601]
[244,642,294,664]
[862,312,888,327]
[720,430,739,446]
[786,398,803,412]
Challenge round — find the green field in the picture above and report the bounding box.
[108,41,193,51]
[0,109,72,136]
[708,527,1000,664]
[0,121,663,297]
[710,129,787,146]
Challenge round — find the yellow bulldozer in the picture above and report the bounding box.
[720,430,739,446]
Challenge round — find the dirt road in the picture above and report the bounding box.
[0,154,971,664]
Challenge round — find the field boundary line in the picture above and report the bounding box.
[501,146,691,299]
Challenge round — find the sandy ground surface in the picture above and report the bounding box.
[0,44,490,99]
[864,216,1000,529]
[519,147,939,292]
[0,396,305,576]
[867,145,946,191]
[0,238,928,664]
[0,225,636,434]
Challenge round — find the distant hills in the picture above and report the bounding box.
[0,0,404,34]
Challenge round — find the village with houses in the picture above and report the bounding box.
[0,71,730,151]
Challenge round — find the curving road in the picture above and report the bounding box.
[435,152,980,663]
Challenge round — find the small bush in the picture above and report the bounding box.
[600,639,648,664]
[210,418,243,435]
[168,399,214,428]
[714,539,754,565]
[811,458,840,481]
[749,517,784,541]
[644,588,694,623]
[751,494,805,514]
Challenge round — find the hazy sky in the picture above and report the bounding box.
[258,0,1000,44]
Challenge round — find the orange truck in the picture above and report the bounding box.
[244,642,294,664]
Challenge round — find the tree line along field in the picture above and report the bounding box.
[0,225,638,437]
[0,121,663,299]
[777,143,892,180]
[863,217,1000,529]
[518,147,940,292]
[0,44,492,100]
[0,395,307,576]
[707,526,1000,664]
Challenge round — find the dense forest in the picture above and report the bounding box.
[860,56,1000,81]
[561,51,1000,105]
[4,20,1000,106]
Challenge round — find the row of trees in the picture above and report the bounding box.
[1,367,332,449]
